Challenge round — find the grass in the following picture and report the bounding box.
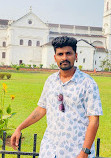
[0,72,111,157]
[93,76,111,157]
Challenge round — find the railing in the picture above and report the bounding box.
[0,131,107,158]
[0,131,39,158]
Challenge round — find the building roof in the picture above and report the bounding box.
[41,41,52,47]
[41,42,107,54]
[0,19,9,25]
[0,18,102,32]
[90,27,102,31]
[49,31,105,38]
[47,23,102,31]
[95,46,106,52]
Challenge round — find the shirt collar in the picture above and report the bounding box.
[70,67,80,83]
[55,67,80,84]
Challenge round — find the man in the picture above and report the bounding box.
[11,36,103,158]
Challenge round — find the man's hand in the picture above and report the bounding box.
[76,150,88,158]
[11,106,46,150]
[76,116,99,158]
[11,128,21,150]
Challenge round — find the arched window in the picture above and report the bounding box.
[36,41,40,46]
[2,52,6,58]
[19,60,23,65]
[3,42,6,47]
[28,40,32,46]
[20,39,23,45]
[83,58,85,63]
[28,20,32,24]
[92,41,103,47]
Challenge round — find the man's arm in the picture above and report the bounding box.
[77,116,99,158]
[11,106,46,150]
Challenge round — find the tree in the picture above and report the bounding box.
[100,58,111,71]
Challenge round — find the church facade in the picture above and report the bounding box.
[0,0,111,71]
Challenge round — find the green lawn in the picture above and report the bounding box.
[0,72,111,157]
[94,76,111,157]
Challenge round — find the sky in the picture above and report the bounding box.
[0,0,104,27]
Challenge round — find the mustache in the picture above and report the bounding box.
[60,60,70,65]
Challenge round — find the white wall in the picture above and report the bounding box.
[6,12,49,66]
[9,46,42,66]
[0,28,8,65]
[94,51,108,71]
[41,45,56,68]
[76,43,94,71]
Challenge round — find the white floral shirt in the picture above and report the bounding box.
[38,68,103,158]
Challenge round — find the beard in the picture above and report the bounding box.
[59,60,73,71]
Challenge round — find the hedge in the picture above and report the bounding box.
[0,73,11,80]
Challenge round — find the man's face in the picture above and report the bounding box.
[54,46,77,71]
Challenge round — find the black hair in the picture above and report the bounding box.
[52,36,77,53]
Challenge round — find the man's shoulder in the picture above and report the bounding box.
[46,71,59,82]
[78,70,91,79]
[78,69,96,84]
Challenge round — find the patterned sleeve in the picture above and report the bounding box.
[84,78,103,116]
[37,79,49,109]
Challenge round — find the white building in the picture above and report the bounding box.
[0,0,111,71]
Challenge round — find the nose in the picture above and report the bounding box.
[62,54,67,60]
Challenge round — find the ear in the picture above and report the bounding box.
[54,54,56,62]
[75,53,78,62]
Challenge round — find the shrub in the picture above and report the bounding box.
[79,65,83,70]
[27,64,31,68]
[0,83,16,141]
[33,64,36,68]
[11,64,18,68]
[0,73,12,80]
[0,73,5,79]
[104,67,109,71]
[50,64,58,69]
[6,73,11,79]
[16,66,20,70]
[19,63,26,68]
[39,64,43,69]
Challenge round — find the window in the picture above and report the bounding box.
[28,20,32,24]
[95,61,96,65]
[19,60,23,65]
[83,58,85,63]
[20,39,23,45]
[80,51,82,54]
[107,2,109,10]
[3,42,6,47]
[92,41,103,47]
[28,40,32,46]
[36,41,40,46]
[2,52,6,58]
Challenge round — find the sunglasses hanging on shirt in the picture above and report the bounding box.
[58,94,65,112]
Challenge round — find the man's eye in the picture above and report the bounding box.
[58,53,63,56]
[67,52,71,55]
